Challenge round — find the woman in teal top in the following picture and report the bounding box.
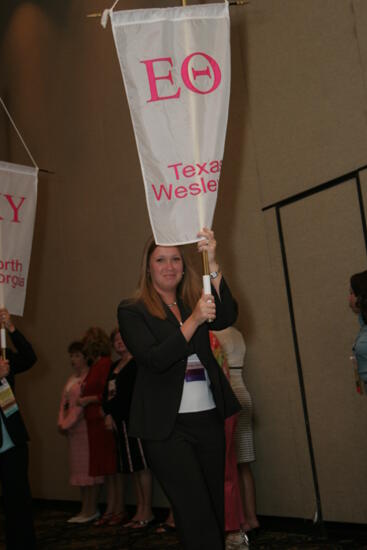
[350,270,367,386]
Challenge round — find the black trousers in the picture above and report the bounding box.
[144,409,225,550]
[0,443,36,550]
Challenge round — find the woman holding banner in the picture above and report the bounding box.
[0,308,37,550]
[118,228,240,550]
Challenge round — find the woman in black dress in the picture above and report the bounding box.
[102,329,153,527]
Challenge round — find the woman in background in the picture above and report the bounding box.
[58,341,104,523]
[78,327,118,524]
[213,327,259,539]
[349,270,367,392]
[102,329,153,527]
[210,331,248,550]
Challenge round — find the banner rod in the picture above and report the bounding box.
[87,1,249,18]
[39,168,55,174]
[180,0,211,294]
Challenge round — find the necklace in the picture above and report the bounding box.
[164,300,182,325]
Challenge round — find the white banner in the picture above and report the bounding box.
[110,3,230,245]
[0,162,38,316]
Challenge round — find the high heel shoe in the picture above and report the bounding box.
[75,511,101,524]
[226,530,250,549]
[246,527,260,542]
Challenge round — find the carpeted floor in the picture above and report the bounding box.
[1,501,367,549]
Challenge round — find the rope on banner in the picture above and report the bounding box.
[0,97,53,174]
[0,97,38,170]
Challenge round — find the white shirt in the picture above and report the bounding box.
[178,354,216,413]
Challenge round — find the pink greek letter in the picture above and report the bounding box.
[141,58,181,102]
[181,52,221,95]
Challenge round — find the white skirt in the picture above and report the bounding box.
[229,368,255,463]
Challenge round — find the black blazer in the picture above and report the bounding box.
[0,330,37,447]
[118,278,241,441]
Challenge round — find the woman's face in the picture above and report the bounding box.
[349,289,359,314]
[113,331,127,355]
[70,351,87,374]
[149,246,184,295]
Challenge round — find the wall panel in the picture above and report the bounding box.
[281,182,367,522]
[240,0,367,205]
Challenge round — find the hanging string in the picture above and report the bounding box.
[0,97,38,170]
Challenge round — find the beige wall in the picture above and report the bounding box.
[1,0,367,522]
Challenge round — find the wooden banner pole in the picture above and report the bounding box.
[1,324,6,360]
[181,0,211,295]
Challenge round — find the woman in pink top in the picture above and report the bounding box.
[209,332,248,549]
[58,341,104,523]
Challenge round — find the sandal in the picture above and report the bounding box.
[122,519,139,529]
[131,517,155,529]
[156,522,176,534]
[94,513,113,526]
[108,512,129,526]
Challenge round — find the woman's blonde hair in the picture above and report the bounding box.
[133,237,202,319]
[82,327,111,366]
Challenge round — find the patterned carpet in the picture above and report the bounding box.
[1,502,367,549]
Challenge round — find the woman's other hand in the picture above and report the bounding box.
[57,424,67,436]
[0,308,15,333]
[77,396,89,407]
[104,414,114,431]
